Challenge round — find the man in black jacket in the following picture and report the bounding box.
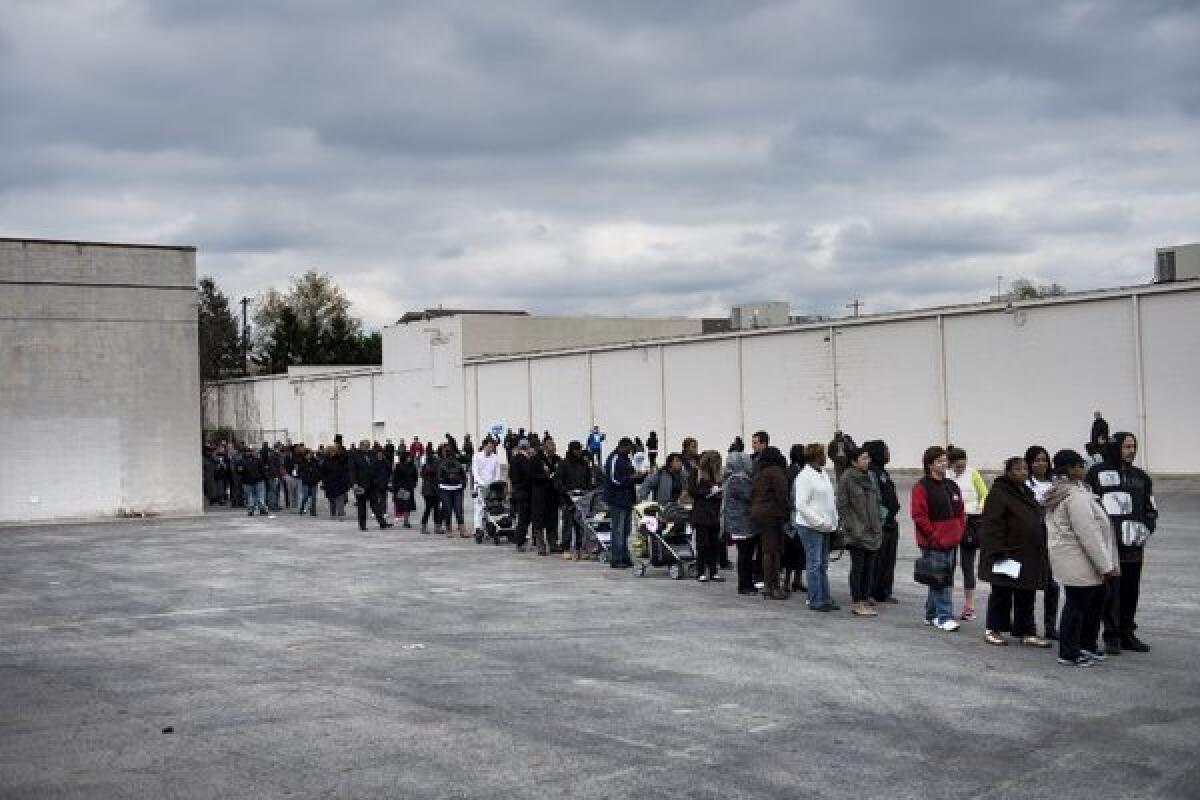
[531,437,563,555]
[350,440,392,531]
[509,439,534,552]
[556,441,592,559]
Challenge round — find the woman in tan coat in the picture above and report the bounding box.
[1045,450,1120,667]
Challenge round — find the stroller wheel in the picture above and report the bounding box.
[668,563,683,581]
[633,563,646,577]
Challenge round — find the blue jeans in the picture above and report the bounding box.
[609,506,632,566]
[299,484,317,515]
[439,488,464,526]
[243,482,267,514]
[922,547,957,624]
[798,525,832,608]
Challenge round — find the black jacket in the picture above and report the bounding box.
[392,461,418,492]
[690,476,722,527]
[1086,434,1157,563]
[420,457,441,497]
[979,476,1048,590]
[320,450,350,497]
[237,454,264,484]
[509,453,533,499]
[531,452,562,498]
[437,457,466,489]
[350,451,386,492]
[300,457,321,486]
[869,464,901,529]
[556,453,593,492]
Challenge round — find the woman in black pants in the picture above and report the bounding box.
[979,457,1052,647]
[837,447,883,617]
[722,452,758,594]
[419,447,442,534]
[690,450,725,582]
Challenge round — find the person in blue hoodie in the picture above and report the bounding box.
[587,425,607,467]
[603,437,644,568]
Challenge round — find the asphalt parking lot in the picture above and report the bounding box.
[2,477,1199,799]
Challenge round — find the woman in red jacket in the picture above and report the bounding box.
[911,446,966,631]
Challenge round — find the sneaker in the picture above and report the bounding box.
[1057,656,1095,667]
[697,574,709,583]
[1021,636,1053,649]
[959,607,976,622]
[1080,649,1107,663]
[923,618,936,626]
[754,581,765,591]
[984,630,1008,646]
[937,619,961,632]
[267,514,276,519]
[710,573,725,582]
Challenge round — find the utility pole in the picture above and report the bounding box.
[239,296,250,375]
[845,298,863,318]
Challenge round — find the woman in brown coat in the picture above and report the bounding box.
[751,446,791,600]
[979,456,1051,647]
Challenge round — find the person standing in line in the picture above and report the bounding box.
[680,437,701,485]
[751,446,790,601]
[1026,445,1061,640]
[648,453,686,506]
[784,444,808,594]
[471,438,501,538]
[350,441,392,532]
[794,443,839,611]
[603,437,644,569]
[864,439,901,605]
[383,439,396,466]
[509,439,534,552]
[948,446,988,622]
[646,431,660,469]
[827,431,855,481]
[237,447,270,517]
[409,436,425,467]
[750,431,770,468]
[321,442,350,520]
[586,425,606,467]
[298,448,321,517]
[530,437,563,555]
[978,456,1051,647]
[1087,432,1157,655]
[723,452,757,595]
[437,444,468,538]
[391,449,419,528]
[1045,450,1120,667]
[1087,411,1109,464]
[419,445,442,534]
[838,447,884,617]
[556,440,593,560]
[729,436,745,453]
[690,450,725,583]
[503,429,517,464]
[911,446,966,631]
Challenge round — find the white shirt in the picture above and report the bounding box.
[472,451,500,487]
[793,465,838,533]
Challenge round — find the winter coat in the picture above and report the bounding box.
[869,464,901,529]
[978,476,1049,590]
[1085,438,1157,563]
[750,464,790,524]
[721,472,754,540]
[437,457,466,490]
[508,453,533,500]
[836,468,883,551]
[420,456,441,498]
[602,451,638,510]
[1044,481,1119,587]
[653,468,684,506]
[238,455,264,485]
[556,453,593,493]
[392,461,418,492]
[320,451,350,498]
[792,465,838,533]
[300,457,322,487]
[690,476,722,527]
[911,477,965,551]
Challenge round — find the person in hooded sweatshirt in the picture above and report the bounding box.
[1045,449,1120,667]
[1086,432,1158,654]
[864,439,901,605]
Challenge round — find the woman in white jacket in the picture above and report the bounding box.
[794,442,840,612]
[1045,449,1120,667]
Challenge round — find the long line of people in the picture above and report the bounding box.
[201,412,1157,668]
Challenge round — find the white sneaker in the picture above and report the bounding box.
[697,574,708,583]
[937,619,960,632]
[923,618,935,626]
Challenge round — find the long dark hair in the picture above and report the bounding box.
[1024,446,1050,480]
[757,446,787,471]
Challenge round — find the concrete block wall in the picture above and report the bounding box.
[1,239,202,522]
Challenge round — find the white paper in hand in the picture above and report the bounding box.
[993,558,1022,579]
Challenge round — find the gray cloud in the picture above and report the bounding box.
[1,0,1198,327]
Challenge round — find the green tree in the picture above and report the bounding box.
[252,270,381,371]
[197,276,243,381]
[1009,278,1067,300]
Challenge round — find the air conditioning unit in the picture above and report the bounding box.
[1155,242,1200,283]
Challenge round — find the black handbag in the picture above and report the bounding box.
[914,552,953,588]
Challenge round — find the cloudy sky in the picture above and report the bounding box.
[3,1,1199,326]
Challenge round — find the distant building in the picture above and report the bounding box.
[1155,242,1200,283]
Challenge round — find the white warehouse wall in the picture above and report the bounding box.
[206,285,1200,473]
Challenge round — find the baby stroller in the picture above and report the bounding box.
[571,489,612,562]
[477,480,516,545]
[632,500,696,579]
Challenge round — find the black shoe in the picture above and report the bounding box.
[380,523,393,529]
[1103,640,1122,656]
[738,588,759,595]
[810,604,832,612]
[825,603,841,612]
[1121,634,1150,653]
[359,526,368,532]
[793,583,807,593]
